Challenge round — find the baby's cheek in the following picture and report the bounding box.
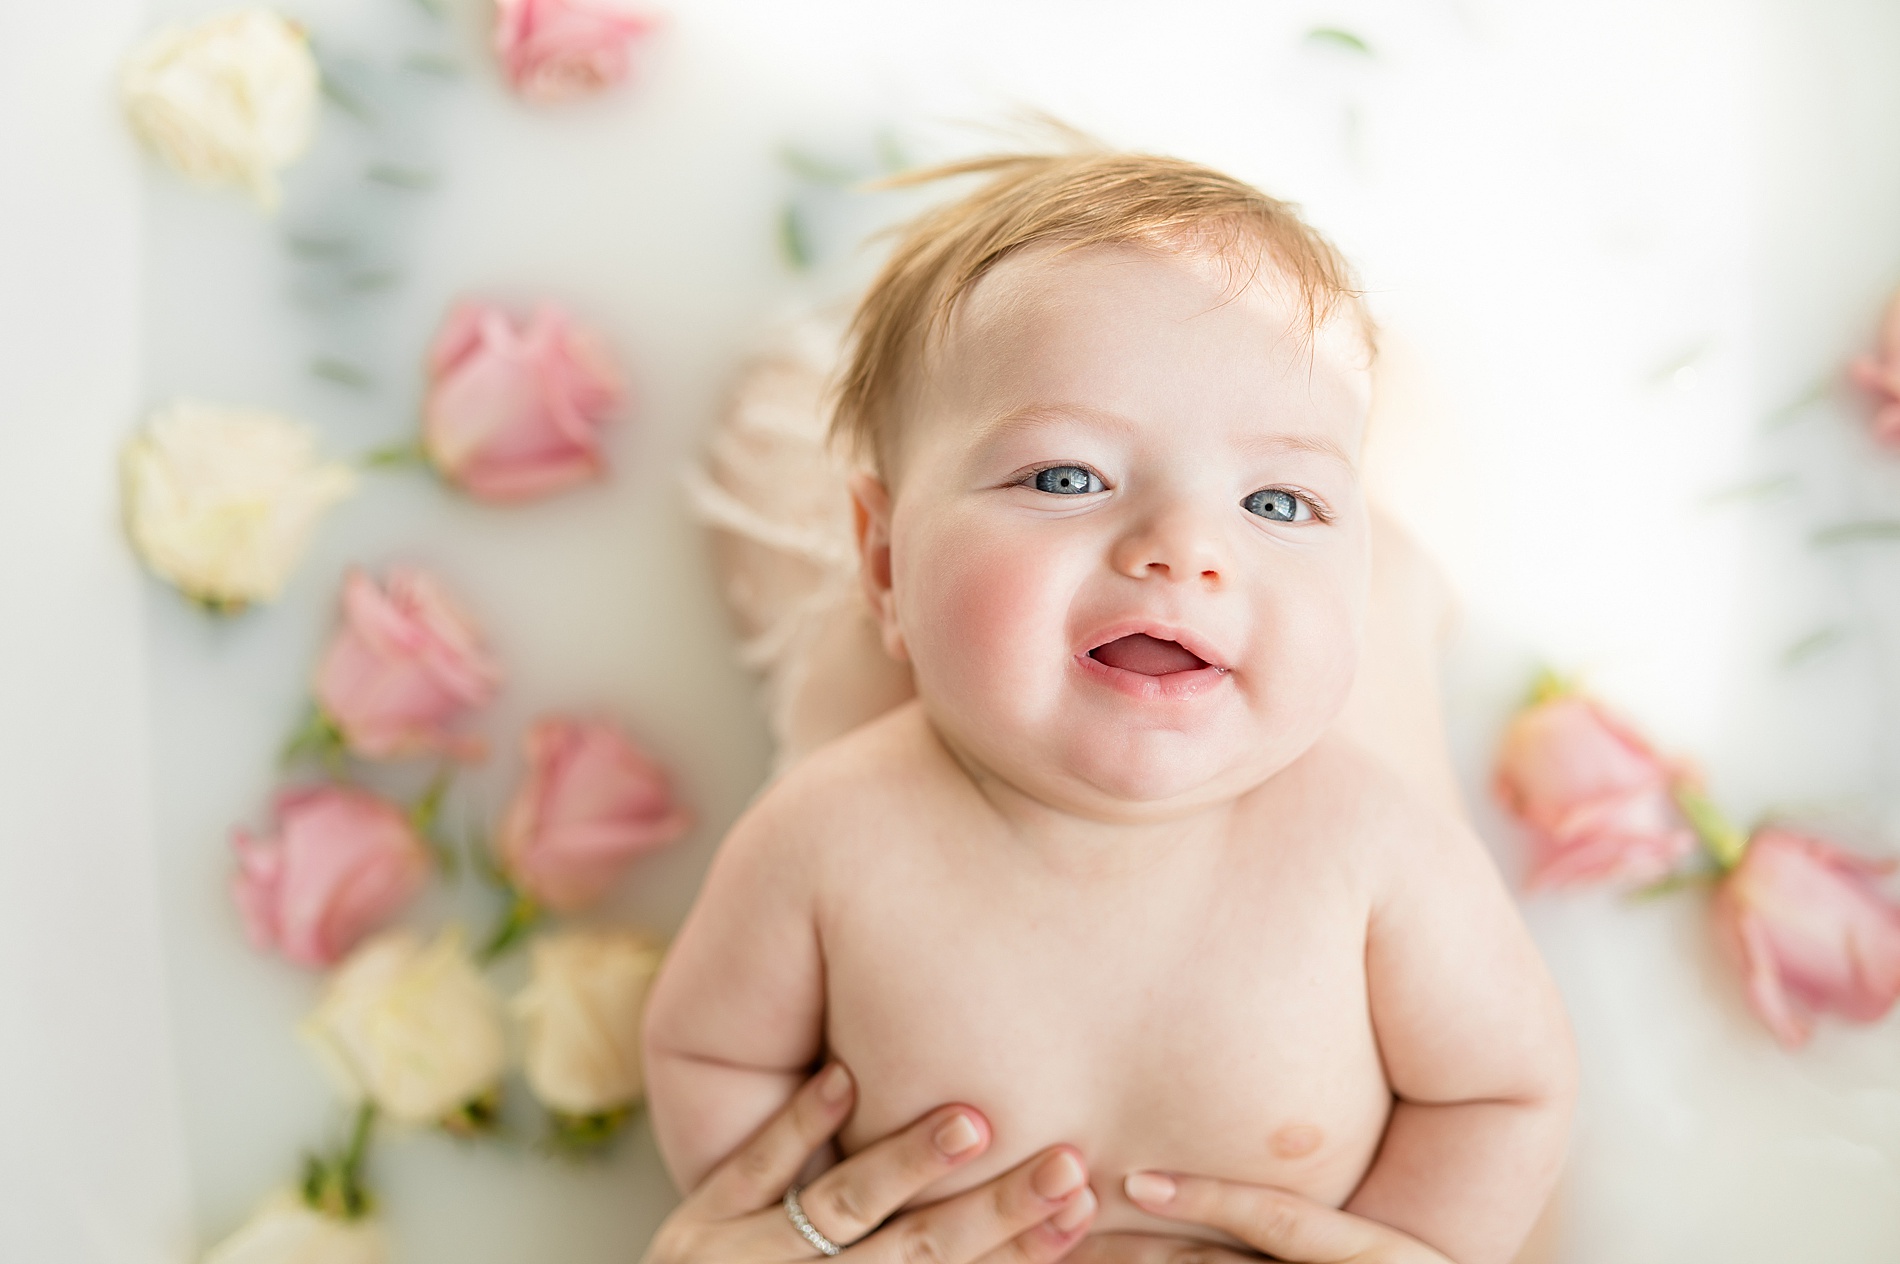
[900,521,1074,707]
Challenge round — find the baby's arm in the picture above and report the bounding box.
[1346,810,1578,1264]
[642,791,828,1193]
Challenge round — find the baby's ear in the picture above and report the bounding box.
[848,471,908,663]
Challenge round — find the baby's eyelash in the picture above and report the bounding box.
[1260,486,1335,524]
[1011,462,1110,491]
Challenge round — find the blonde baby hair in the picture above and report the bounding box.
[831,149,1372,473]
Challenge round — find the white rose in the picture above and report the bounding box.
[514,929,664,1116]
[121,9,319,209]
[122,401,355,613]
[202,1192,385,1264]
[303,929,506,1127]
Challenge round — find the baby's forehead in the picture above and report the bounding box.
[933,241,1373,421]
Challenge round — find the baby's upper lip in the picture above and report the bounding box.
[1077,620,1230,672]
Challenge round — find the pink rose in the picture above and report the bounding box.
[1712,827,1900,1048]
[232,785,432,967]
[1494,693,1696,889]
[314,568,502,760]
[1850,289,1900,448]
[498,717,691,911]
[422,301,625,503]
[493,0,657,105]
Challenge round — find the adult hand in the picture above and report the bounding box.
[1069,1172,1453,1264]
[641,1062,1099,1264]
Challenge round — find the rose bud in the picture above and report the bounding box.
[201,1191,385,1264]
[1849,289,1900,448]
[1494,690,1696,889]
[493,0,658,104]
[421,302,625,504]
[497,717,691,912]
[515,930,663,1123]
[313,568,501,761]
[303,930,506,1128]
[120,9,319,210]
[231,786,432,969]
[1711,827,1900,1049]
[122,401,355,614]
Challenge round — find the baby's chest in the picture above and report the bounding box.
[821,873,1392,1219]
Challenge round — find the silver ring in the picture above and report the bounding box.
[784,1185,844,1257]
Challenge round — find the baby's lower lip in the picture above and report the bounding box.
[1073,651,1230,701]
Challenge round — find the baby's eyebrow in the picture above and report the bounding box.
[977,402,1355,468]
[1237,431,1356,467]
[972,402,1138,444]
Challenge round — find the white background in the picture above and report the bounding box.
[4,0,1900,1260]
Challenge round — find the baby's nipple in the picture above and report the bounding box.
[1269,1123,1323,1160]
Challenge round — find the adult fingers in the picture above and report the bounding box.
[851,1146,1098,1264]
[791,1103,996,1248]
[1063,1232,1253,1264]
[1121,1173,1450,1264]
[693,1062,858,1221]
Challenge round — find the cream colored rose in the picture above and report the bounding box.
[202,1192,385,1264]
[514,929,664,1116]
[122,401,355,613]
[303,929,506,1126]
[121,9,319,209]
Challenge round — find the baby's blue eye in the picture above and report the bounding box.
[1033,466,1103,495]
[1243,489,1310,522]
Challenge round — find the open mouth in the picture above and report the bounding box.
[1087,633,1213,677]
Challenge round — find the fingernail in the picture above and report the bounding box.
[934,1112,982,1157]
[1124,1172,1177,1206]
[818,1063,852,1104]
[1033,1150,1086,1200]
[1050,1187,1096,1234]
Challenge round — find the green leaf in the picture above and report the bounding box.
[360,441,429,470]
[311,357,374,390]
[365,163,439,191]
[286,233,356,260]
[343,267,401,292]
[1699,474,1796,508]
[1783,625,1846,669]
[1305,27,1373,56]
[321,76,376,124]
[778,204,812,271]
[403,52,461,77]
[1763,377,1833,430]
[1812,520,1900,547]
[779,146,859,186]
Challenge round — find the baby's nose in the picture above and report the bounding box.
[1109,508,1228,585]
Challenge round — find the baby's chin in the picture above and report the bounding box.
[966,721,1290,821]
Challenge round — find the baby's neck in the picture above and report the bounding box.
[933,724,1243,879]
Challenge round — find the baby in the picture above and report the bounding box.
[644,153,1575,1264]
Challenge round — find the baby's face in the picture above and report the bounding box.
[861,242,1372,819]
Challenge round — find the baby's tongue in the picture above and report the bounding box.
[1090,633,1206,676]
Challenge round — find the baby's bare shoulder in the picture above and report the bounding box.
[1243,732,1467,878]
[732,701,970,866]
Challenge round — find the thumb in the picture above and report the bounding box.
[1124,1173,1424,1263]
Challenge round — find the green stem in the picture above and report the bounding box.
[479,892,542,963]
[1674,784,1748,871]
[409,766,457,879]
[340,1101,375,1195]
[360,440,429,470]
[1526,667,1571,707]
